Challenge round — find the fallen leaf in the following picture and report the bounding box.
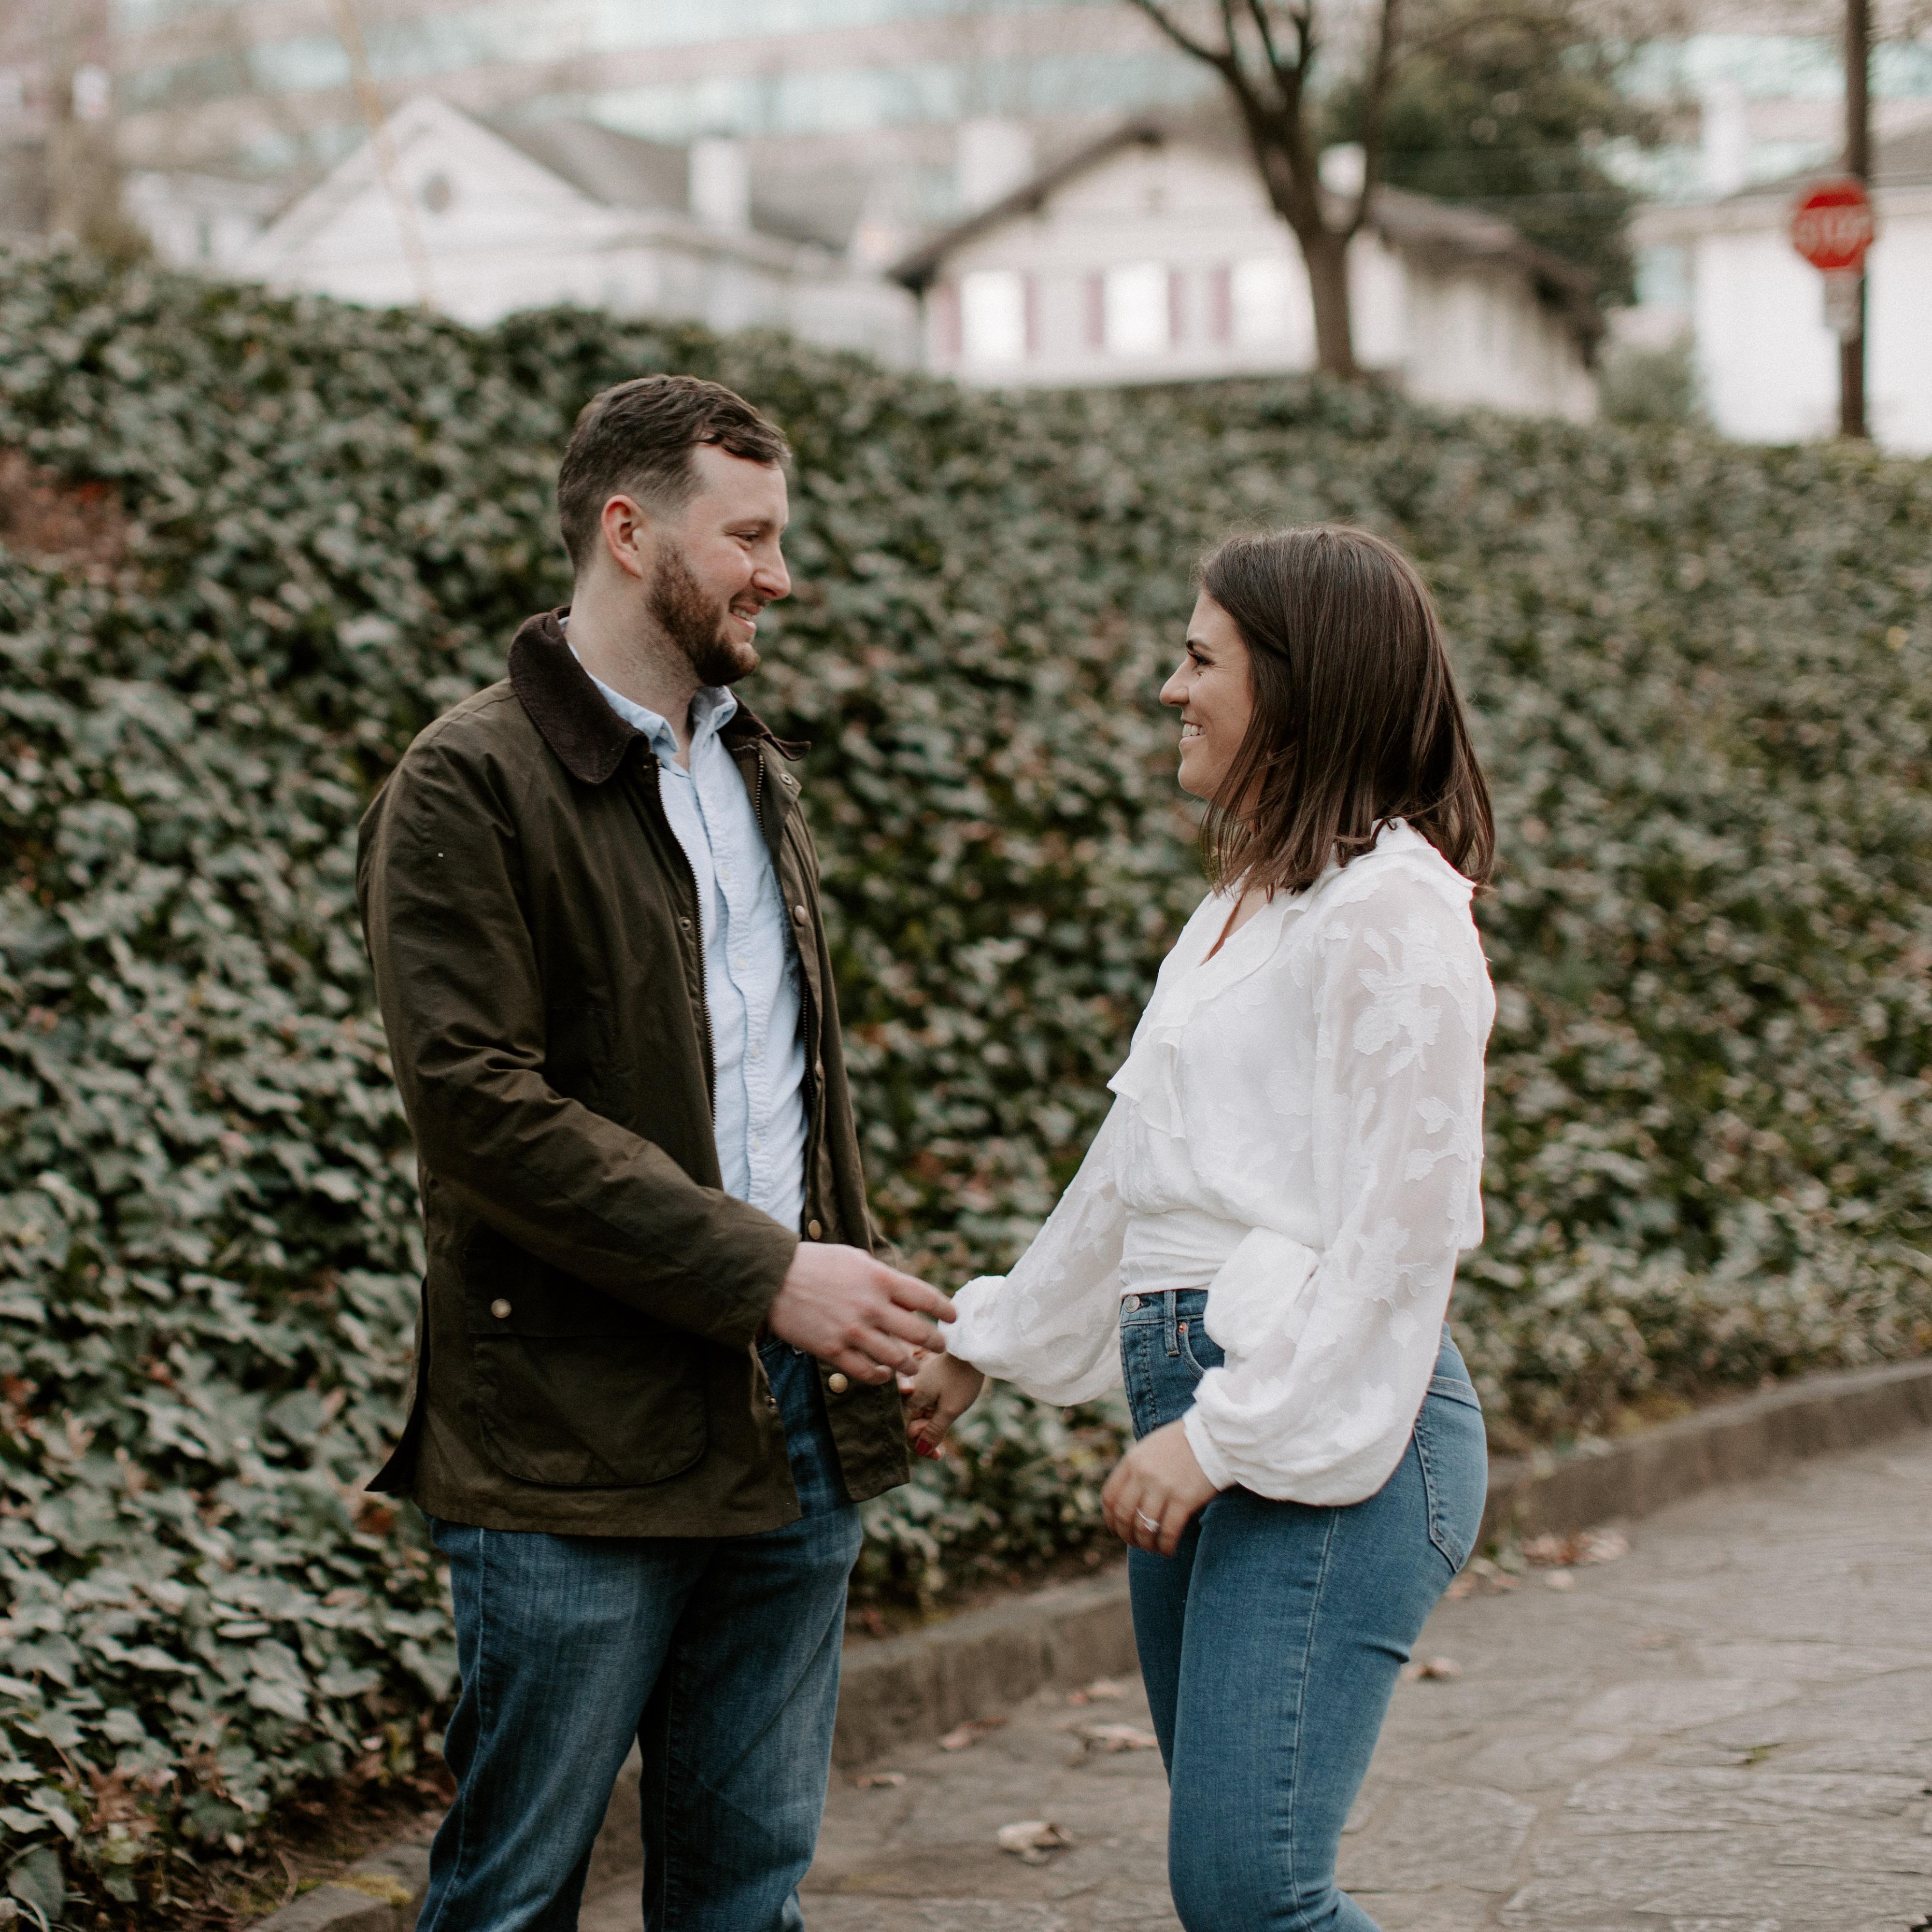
[938,1717,1008,1750]
[1073,1722,1160,1752]
[1399,1656,1462,1683]
[1453,1557,1520,1595]
[1065,1676,1128,1705]
[997,1819,1075,1863]
[1521,1527,1629,1569]
[854,1771,906,1788]
[1544,1569,1577,1591]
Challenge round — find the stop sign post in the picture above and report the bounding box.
[1791,175,1875,438]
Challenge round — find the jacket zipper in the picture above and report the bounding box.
[753,750,825,1222]
[648,756,716,1121]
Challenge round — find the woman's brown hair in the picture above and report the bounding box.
[1197,525,1494,896]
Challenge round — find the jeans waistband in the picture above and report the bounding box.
[1119,1288,1209,1328]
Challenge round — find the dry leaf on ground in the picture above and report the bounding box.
[1065,1677,1128,1705]
[997,1820,1076,1864]
[1544,1569,1577,1591]
[1399,1656,1462,1683]
[854,1771,906,1788]
[1447,1557,1521,1598]
[1522,1528,1629,1568]
[938,1717,1009,1750]
[1073,1722,1160,1752]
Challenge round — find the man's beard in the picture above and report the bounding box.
[648,542,759,687]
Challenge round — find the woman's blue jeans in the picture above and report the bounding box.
[1122,1288,1487,1932]
[415,1337,861,1932]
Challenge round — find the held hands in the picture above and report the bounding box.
[897,1346,985,1458]
[766,1242,954,1385]
[1101,1421,1221,1557]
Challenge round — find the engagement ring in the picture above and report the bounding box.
[1136,1511,1160,1531]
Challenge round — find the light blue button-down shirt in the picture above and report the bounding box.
[572,650,808,1232]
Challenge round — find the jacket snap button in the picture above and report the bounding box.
[490,1298,512,1320]
[806,1218,823,1239]
[826,1373,849,1394]
[792,904,807,922]
[679,917,693,930]
[765,1395,780,1414]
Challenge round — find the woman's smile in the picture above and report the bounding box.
[1161,593,1255,802]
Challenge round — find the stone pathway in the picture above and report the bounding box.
[580,1430,1932,1931]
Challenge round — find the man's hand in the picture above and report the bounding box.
[1101,1421,1222,1557]
[897,1346,986,1455]
[766,1242,954,1384]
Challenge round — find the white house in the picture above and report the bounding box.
[1627,113,1932,453]
[238,96,917,364]
[890,118,1602,420]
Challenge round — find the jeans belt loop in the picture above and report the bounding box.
[1165,1289,1181,1358]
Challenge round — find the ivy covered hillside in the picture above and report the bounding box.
[1,248,1930,1918]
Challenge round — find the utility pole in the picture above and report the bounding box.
[1841,0,1870,439]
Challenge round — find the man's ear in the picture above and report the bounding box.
[598,493,654,582]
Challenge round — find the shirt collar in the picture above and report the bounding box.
[566,640,738,763]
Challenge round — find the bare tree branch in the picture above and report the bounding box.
[1121,0,1241,77]
[1348,0,1404,237]
[1241,0,1300,92]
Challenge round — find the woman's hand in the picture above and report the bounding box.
[897,1347,986,1457]
[1102,1421,1222,1556]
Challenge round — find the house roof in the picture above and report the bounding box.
[886,113,1602,348]
[1724,106,1932,203]
[1875,113,1932,185]
[490,117,689,213]
[486,112,839,252]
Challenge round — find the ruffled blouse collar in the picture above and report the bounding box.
[1107,822,1449,1138]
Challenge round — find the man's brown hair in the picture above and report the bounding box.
[555,374,790,573]
[1197,525,1495,897]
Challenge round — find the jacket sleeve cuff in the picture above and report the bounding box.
[683,1203,799,1349]
[1182,1406,1236,1493]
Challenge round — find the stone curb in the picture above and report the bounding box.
[249,1352,1932,1926]
[1476,1353,1932,1548]
[249,1845,429,1932]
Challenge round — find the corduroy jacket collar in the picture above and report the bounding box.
[507,606,799,785]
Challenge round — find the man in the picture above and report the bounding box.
[357,373,952,1931]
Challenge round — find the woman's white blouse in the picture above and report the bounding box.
[946,823,1495,1506]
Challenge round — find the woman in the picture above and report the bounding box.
[902,525,1495,1932]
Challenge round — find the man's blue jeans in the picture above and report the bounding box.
[1122,1289,1488,1932]
[416,1338,863,1932]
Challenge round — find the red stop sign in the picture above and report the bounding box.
[1791,178,1876,272]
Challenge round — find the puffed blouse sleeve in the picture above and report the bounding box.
[1182,875,1492,1504]
[944,1098,1131,1405]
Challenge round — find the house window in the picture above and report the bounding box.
[960,269,1029,365]
[1168,269,1186,345]
[1103,261,1169,355]
[1084,274,1106,350]
[1207,266,1233,344]
[1232,256,1297,345]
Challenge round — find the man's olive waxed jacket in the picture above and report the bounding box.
[355,609,909,1535]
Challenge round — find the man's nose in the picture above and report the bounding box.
[755,550,791,600]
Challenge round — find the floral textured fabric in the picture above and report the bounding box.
[947,822,1495,1504]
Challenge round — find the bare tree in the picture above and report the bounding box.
[1121,0,1405,376]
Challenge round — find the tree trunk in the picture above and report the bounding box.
[1299,223,1359,379]
[1248,134,1360,380]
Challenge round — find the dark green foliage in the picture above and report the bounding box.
[1599,338,1705,429]
[1328,2,1652,299]
[1,248,1930,1913]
